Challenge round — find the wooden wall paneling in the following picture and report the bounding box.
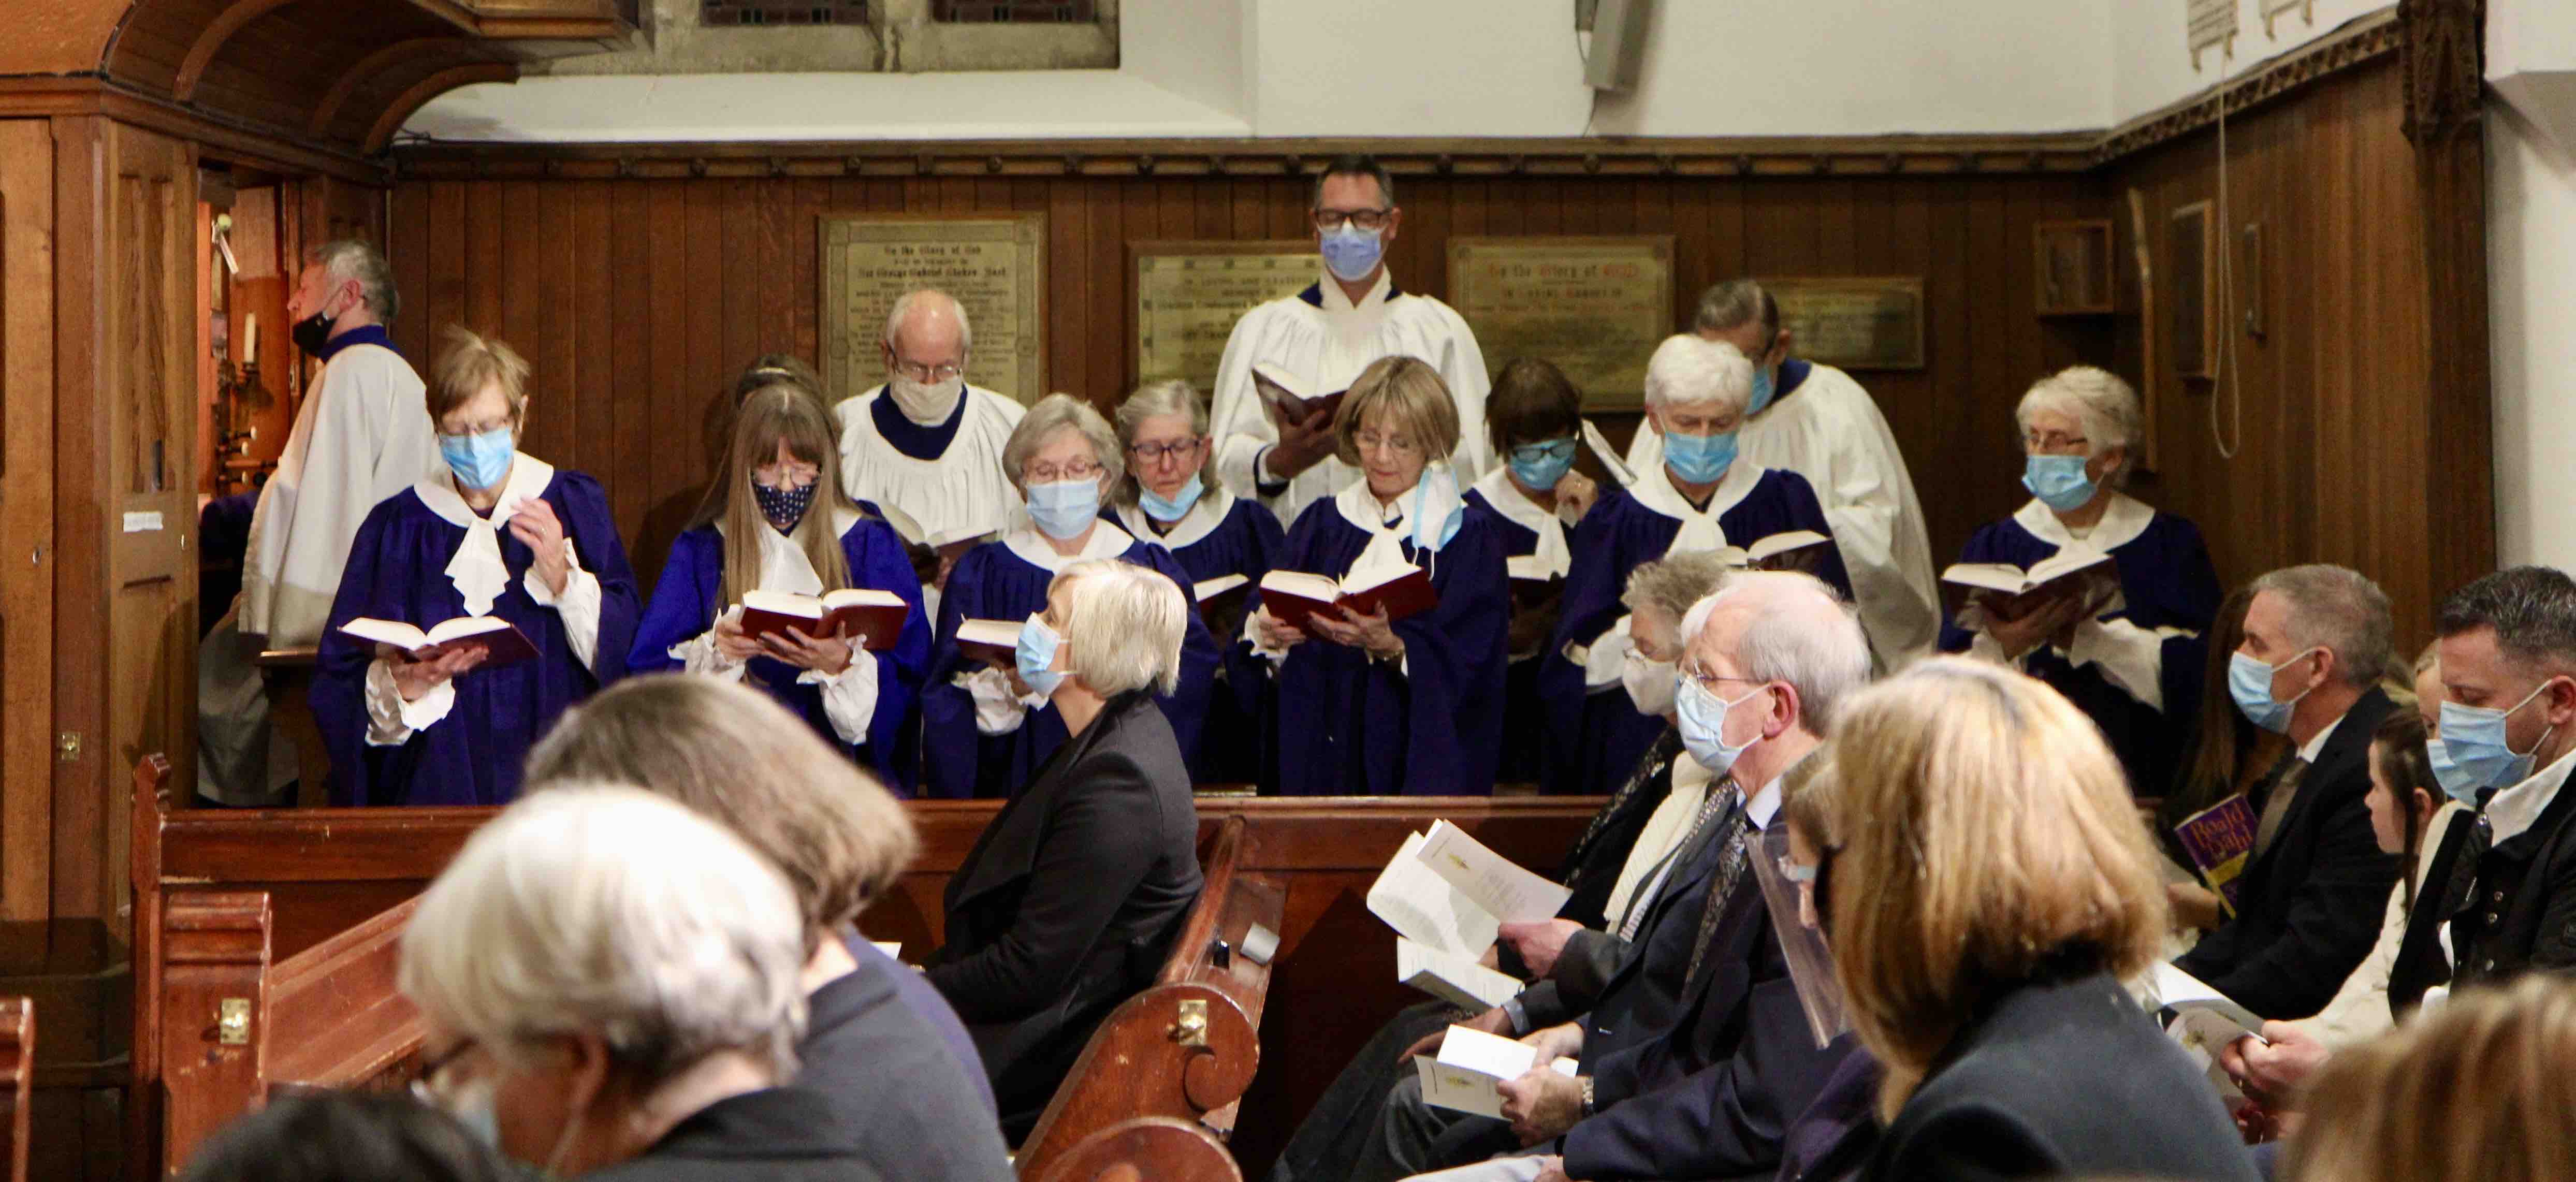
[51,115,110,927]
[0,121,57,925]
[571,182,613,500]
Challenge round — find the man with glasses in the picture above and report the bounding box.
[1206,154,1493,526]
[834,288,1029,601]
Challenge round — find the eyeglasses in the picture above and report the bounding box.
[1511,439,1578,465]
[1128,439,1203,463]
[893,359,964,384]
[1312,208,1393,232]
[1677,661,1767,698]
[754,462,820,490]
[1353,430,1421,456]
[2023,431,2090,452]
[1024,458,1104,484]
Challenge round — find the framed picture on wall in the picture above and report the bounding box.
[2033,220,2115,315]
[2167,200,2217,382]
[1128,241,1319,392]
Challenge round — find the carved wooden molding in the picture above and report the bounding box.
[2400,0,2485,144]
[2093,9,2402,164]
[310,38,486,139]
[172,0,304,102]
[365,63,520,154]
[0,77,389,185]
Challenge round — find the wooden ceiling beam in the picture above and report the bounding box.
[364,61,517,154]
[172,0,303,101]
[309,37,480,139]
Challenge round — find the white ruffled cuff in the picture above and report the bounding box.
[363,658,455,746]
[799,640,880,746]
[1581,616,1633,692]
[1965,629,2014,666]
[671,608,750,682]
[522,544,604,674]
[1244,608,1291,665]
[2063,617,2171,712]
[962,665,1027,735]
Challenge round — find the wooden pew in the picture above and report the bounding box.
[0,996,31,1182]
[1014,815,1286,1182]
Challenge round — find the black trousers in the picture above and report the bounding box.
[1267,1001,1463,1182]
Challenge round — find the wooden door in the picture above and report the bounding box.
[0,122,54,927]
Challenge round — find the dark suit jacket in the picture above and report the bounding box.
[583,1087,887,1182]
[1862,971,2259,1182]
[2174,688,2400,1019]
[2453,772,2576,985]
[802,943,1015,1182]
[1516,786,1733,1059]
[924,692,1204,1139]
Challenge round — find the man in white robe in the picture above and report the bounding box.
[1625,280,1941,668]
[833,289,1027,608]
[202,240,441,804]
[1206,154,1491,527]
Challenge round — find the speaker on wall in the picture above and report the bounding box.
[1585,0,1653,93]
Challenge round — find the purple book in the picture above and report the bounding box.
[2174,794,2260,913]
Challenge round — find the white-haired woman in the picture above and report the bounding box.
[402,785,882,1180]
[1938,366,2220,795]
[1110,378,1287,785]
[922,393,1219,798]
[1538,334,1848,796]
[925,559,1205,1140]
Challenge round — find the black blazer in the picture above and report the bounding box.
[2452,775,2576,984]
[582,1087,887,1182]
[2385,808,2480,1016]
[924,692,1204,1139]
[2174,688,2400,1019]
[1863,971,2259,1182]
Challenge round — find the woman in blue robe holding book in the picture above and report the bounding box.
[1938,366,2221,795]
[1247,355,1510,796]
[313,329,641,807]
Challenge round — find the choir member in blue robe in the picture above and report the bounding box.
[1939,367,2221,794]
[628,376,933,791]
[1109,378,1288,786]
[1247,356,1510,796]
[1539,335,1851,796]
[313,329,639,807]
[922,394,1220,799]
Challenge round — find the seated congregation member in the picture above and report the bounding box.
[1464,358,1606,786]
[2174,564,2402,1021]
[402,787,880,1181]
[1109,377,1287,783]
[1351,572,1867,1182]
[2157,585,2289,886]
[181,1092,516,1182]
[834,289,1028,599]
[1248,356,1510,796]
[2283,974,2576,1182]
[525,675,1012,1182]
[925,560,1205,1140]
[313,328,639,807]
[629,376,932,790]
[1625,279,1940,668]
[1762,764,1884,1182]
[1826,658,2258,1182]
[1267,552,1731,1182]
[1941,366,2221,795]
[924,394,1218,798]
[1540,334,1849,796]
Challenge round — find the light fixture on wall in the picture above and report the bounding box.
[1584,0,1652,93]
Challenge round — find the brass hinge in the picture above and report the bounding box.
[54,732,80,763]
[217,998,251,1045]
[1172,998,1208,1048]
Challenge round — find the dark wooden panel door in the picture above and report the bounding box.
[0,121,55,926]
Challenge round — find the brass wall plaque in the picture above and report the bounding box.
[1446,236,1675,411]
[820,213,1046,404]
[1768,278,1926,371]
[1131,241,1318,392]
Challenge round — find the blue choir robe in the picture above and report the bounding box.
[1110,490,1287,787]
[1251,477,1511,796]
[1537,462,1850,796]
[922,520,1220,799]
[627,508,933,793]
[1938,494,2221,794]
[312,457,639,807]
[1465,465,1582,789]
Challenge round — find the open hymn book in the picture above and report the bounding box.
[1713,530,1833,573]
[953,619,1022,667]
[1260,561,1437,632]
[1251,361,1346,426]
[737,589,910,650]
[1367,822,1574,1011]
[1413,1025,1579,1118]
[339,616,537,670]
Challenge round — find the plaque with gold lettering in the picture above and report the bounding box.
[1130,241,1319,391]
[820,213,1045,404]
[1446,237,1675,410]
[1768,278,1925,371]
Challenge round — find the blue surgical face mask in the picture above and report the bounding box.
[1663,428,1739,485]
[1507,439,1578,492]
[2229,647,2322,735]
[1676,675,1769,777]
[1747,366,1777,417]
[1025,477,1102,541]
[440,426,516,491]
[1015,613,1067,699]
[1138,473,1204,523]
[2431,681,2562,797]
[2022,453,2099,513]
[1319,223,1386,283]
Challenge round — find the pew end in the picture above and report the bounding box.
[1028,1116,1244,1182]
[0,996,32,1182]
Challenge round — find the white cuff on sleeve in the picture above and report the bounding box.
[963,665,1028,735]
[2064,617,2175,712]
[523,544,605,674]
[364,658,455,746]
[1244,608,1291,665]
[1965,629,2015,667]
[799,640,881,746]
[672,607,750,682]
[1582,616,1633,692]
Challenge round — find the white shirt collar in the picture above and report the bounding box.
[1469,466,1573,578]
[2013,491,2155,553]
[1317,268,1394,312]
[1744,772,1784,829]
[1115,486,1234,552]
[1334,466,1465,564]
[1002,518,1135,574]
[2486,745,2576,843]
[1624,459,1764,552]
[715,507,862,598]
[412,456,557,617]
[2297,707,2348,765]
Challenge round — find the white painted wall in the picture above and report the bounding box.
[2487,0,2576,572]
[2109,0,2391,122]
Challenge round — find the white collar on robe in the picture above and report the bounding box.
[411,456,557,616]
[1115,486,1236,552]
[1316,268,1395,313]
[1469,465,1573,579]
[715,507,864,597]
[1336,465,1465,572]
[1003,518,1136,574]
[2014,491,2154,554]
[1625,458,1765,553]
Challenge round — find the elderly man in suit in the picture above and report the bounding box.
[2174,563,2402,1021]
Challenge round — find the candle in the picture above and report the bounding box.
[242,313,257,358]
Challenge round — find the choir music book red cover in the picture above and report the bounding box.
[1251,361,1346,426]
[1259,562,1437,632]
[953,618,1021,667]
[737,588,910,650]
[339,615,539,669]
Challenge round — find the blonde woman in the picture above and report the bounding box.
[2284,975,2576,1182]
[1826,658,2255,1181]
[628,364,932,791]
[1248,354,1510,795]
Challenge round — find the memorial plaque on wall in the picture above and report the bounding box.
[1768,278,1926,371]
[1446,237,1675,411]
[1130,241,1319,391]
[820,213,1045,403]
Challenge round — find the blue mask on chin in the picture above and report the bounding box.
[1507,439,1578,492]
[1138,473,1205,523]
[440,426,516,491]
[1664,429,1739,485]
[1015,614,1067,699]
[2022,454,2099,512]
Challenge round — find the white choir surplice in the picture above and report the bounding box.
[833,382,1028,550]
[1206,270,1492,527]
[1625,360,1938,667]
